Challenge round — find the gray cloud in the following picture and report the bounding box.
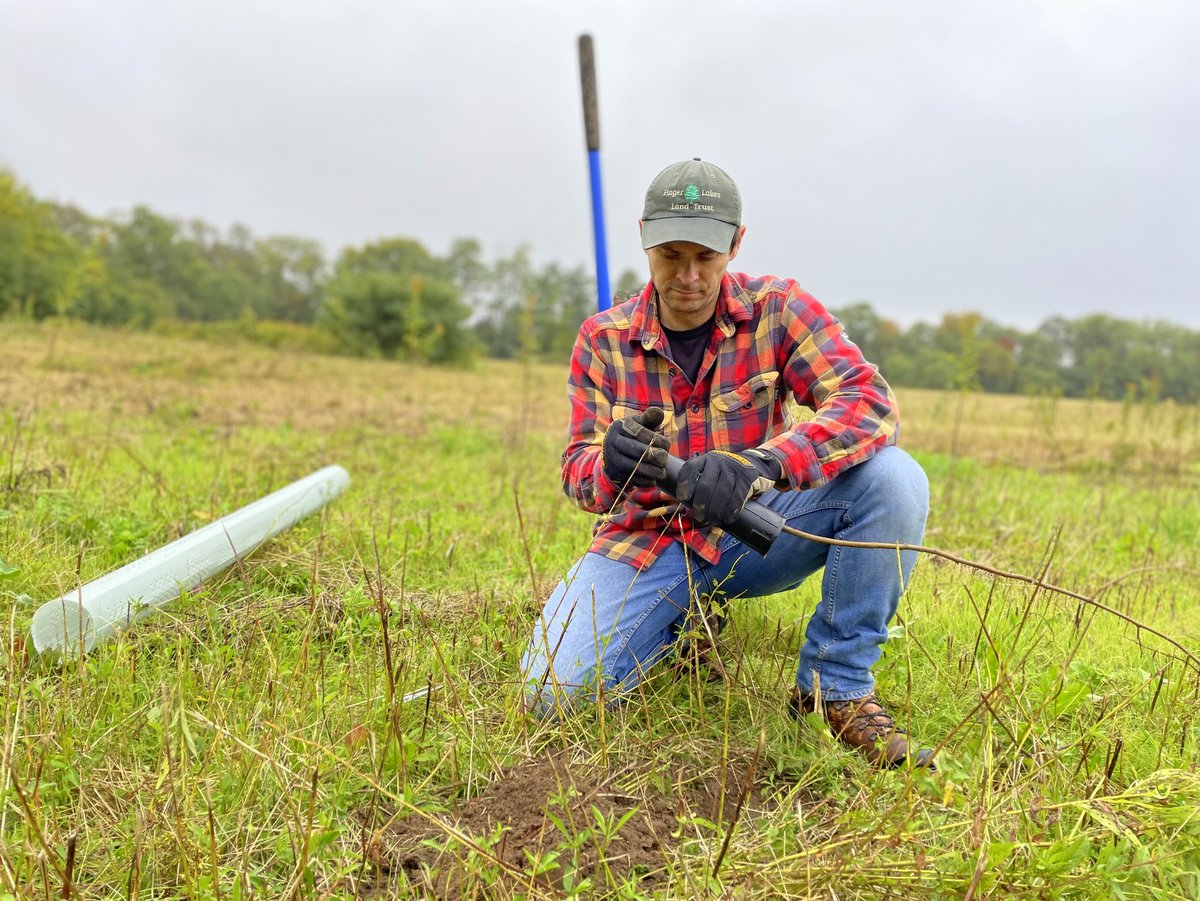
[2,0,1196,329]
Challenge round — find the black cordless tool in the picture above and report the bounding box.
[656,452,784,556]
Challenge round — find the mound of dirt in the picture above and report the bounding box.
[358,751,764,895]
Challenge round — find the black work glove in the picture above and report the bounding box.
[676,448,782,527]
[601,407,670,489]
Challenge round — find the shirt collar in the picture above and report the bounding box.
[633,273,752,350]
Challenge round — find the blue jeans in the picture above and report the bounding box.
[521,446,929,714]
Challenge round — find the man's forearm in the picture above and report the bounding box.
[763,365,900,491]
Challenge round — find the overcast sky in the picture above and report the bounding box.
[2,0,1197,330]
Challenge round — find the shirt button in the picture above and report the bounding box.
[669,367,678,376]
[690,403,700,413]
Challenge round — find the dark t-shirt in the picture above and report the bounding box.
[662,315,715,384]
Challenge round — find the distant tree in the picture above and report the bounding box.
[104,206,210,319]
[1156,324,1200,404]
[66,245,116,324]
[1062,314,1126,399]
[829,301,902,372]
[1014,331,1065,395]
[190,220,270,320]
[254,235,326,322]
[885,321,959,390]
[977,339,1018,394]
[337,237,451,282]
[46,201,103,246]
[529,263,594,356]
[0,171,83,318]
[471,246,595,360]
[446,237,488,298]
[613,268,645,305]
[472,245,534,359]
[322,237,473,363]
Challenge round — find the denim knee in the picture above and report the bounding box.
[860,447,929,532]
[522,623,629,717]
[520,634,596,718]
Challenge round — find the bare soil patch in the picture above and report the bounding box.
[358,750,769,896]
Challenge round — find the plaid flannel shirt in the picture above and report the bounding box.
[562,271,899,569]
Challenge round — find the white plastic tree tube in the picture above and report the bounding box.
[30,464,350,656]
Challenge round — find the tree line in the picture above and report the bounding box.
[3,169,1198,403]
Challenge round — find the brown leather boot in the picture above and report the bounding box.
[789,688,937,770]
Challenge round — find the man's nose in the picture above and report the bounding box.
[679,261,701,284]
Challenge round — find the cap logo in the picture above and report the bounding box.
[683,184,700,202]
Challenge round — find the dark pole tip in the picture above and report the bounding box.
[578,34,600,151]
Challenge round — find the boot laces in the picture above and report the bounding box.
[827,696,903,741]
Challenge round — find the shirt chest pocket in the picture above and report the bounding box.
[709,371,782,446]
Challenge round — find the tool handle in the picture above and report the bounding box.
[578,35,600,151]
[659,454,784,556]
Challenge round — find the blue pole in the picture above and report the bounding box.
[579,35,611,312]
[587,149,612,311]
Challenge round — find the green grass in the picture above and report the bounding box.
[2,321,1199,898]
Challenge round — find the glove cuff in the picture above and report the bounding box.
[743,447,784,484]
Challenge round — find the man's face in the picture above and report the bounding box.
[644,228,743,330]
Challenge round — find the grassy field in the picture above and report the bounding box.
[2,319,1200,899]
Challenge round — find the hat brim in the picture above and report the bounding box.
[641,216,737,253]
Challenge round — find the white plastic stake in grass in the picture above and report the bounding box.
[30,465,350,656]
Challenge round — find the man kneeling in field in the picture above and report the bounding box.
[521,158,935,769]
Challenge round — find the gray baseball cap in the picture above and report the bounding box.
[640,158,742,252]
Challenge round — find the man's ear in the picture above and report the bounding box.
[638,218,644,236]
